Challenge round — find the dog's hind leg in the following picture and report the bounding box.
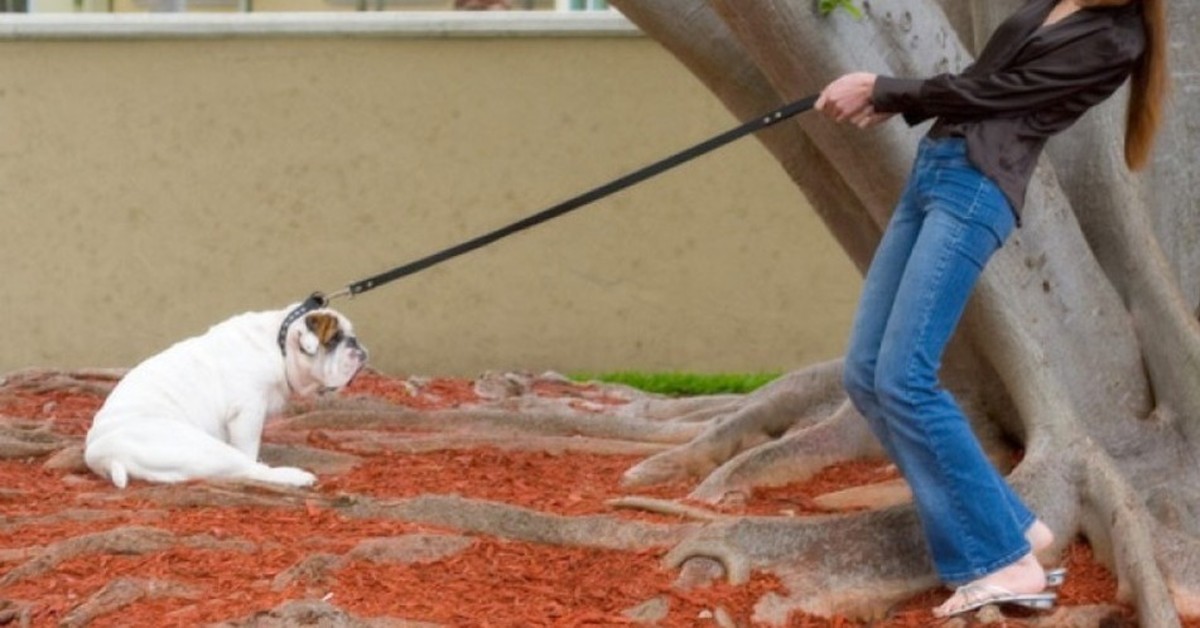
[85,421,314,488]
[237,464,317,487]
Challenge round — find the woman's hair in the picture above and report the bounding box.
[1124,0,1170,170]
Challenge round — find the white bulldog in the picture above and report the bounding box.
[84,302,367,489]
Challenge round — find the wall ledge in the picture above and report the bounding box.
[0,10,641,40]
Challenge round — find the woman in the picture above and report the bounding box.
[815,0,1167,618]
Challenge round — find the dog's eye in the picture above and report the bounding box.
[324,330,344,348]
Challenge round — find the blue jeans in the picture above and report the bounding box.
[842,137,1032,584]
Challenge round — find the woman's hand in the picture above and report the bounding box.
[816,72,893,128]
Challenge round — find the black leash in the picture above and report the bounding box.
[278,94,819,352]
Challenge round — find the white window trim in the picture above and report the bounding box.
[0,10,639,39]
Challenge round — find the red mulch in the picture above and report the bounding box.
[0,369,1191,627]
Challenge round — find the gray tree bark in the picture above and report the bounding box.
[605,1,1200,625]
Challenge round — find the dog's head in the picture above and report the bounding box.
[282,307,368,396]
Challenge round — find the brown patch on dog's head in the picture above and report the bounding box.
[305,312,343,348]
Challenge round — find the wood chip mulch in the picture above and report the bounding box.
[1,369,1189,627]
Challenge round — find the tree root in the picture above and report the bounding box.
[979,288,1195,628]
[271,534,475,594]
[264,428,670,458]
[0,526,177,587]
[607,496,732,522]
[659,508,939,620]
[1025,604,1139,627]
[671,556,729,591]
[212,598,441,628]
[343,495,694,551]
[477,370,749,425]
[472,369,654,404]
[687,401,881,504]
[612,394,745,424]
[0,367,124,398]
[0,599,33,627]
[0,524,265,593]
[258,443,363,477]
[665,537,751,585]
[1080,443,1183,628]
[621,361,847,489]
[344,534,475,566]
[78,482,695,554]
[279,405,704,445]
[270,553,343,593]
[0,507,160,539]
[60,578,200,628]
[0,418,77,459]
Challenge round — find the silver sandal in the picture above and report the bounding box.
[933,582,1058,618]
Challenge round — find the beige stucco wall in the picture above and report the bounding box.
[0,13,860,377]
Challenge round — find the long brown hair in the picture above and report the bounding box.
[1124,0,1170,170]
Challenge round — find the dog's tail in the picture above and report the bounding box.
[108,461,129,489]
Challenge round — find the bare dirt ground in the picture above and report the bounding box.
[1,368,1190,627]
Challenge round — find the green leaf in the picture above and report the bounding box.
[571,371,780,396]
[818,0,863,19]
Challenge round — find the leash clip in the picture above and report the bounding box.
[324,287,352,302]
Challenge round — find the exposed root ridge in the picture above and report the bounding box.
[271,535,475,594]
[621,361,847,489]
[1081,444,1183,628]
[0,526,176,587]
[1025,604,1144,627]
[0,600,33,626]
[280,406,703,445]
[77,480,317,512]
[664,538,751,585]
[613,395,745,424]
[656,505,940,622]
[607,496,732,522]
[0,367,125,397]
[347,494,695,551]
[60,578,200,628]
[662,537,744,588]
[688,402,879,504]
[265,429,670,458]
[0,507,164,538]
[0,417,77,459]
[85,483,694,553]
[213,598,441,628]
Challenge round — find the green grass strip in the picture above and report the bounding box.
[571,371,779,397]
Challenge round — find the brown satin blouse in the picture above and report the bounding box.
[871,0,1145,217]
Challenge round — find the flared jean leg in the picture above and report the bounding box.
[842,182,923,462]
[841,138,1035,583]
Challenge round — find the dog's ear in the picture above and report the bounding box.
[306,312,343,345]
[300,312,343,355]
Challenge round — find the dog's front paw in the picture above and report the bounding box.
[255,465,317,487]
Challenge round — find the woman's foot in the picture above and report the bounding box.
[933,520,1064,617]
[1026,519,1067,585]
[1026,519,1055,558]
[933,552,1050,618]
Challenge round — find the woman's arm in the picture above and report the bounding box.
[872,31,1141,125]
[818,27,1140,127]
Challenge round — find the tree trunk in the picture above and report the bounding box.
[607,1,1200,624]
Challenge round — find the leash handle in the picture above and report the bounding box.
[338,94,818,298]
